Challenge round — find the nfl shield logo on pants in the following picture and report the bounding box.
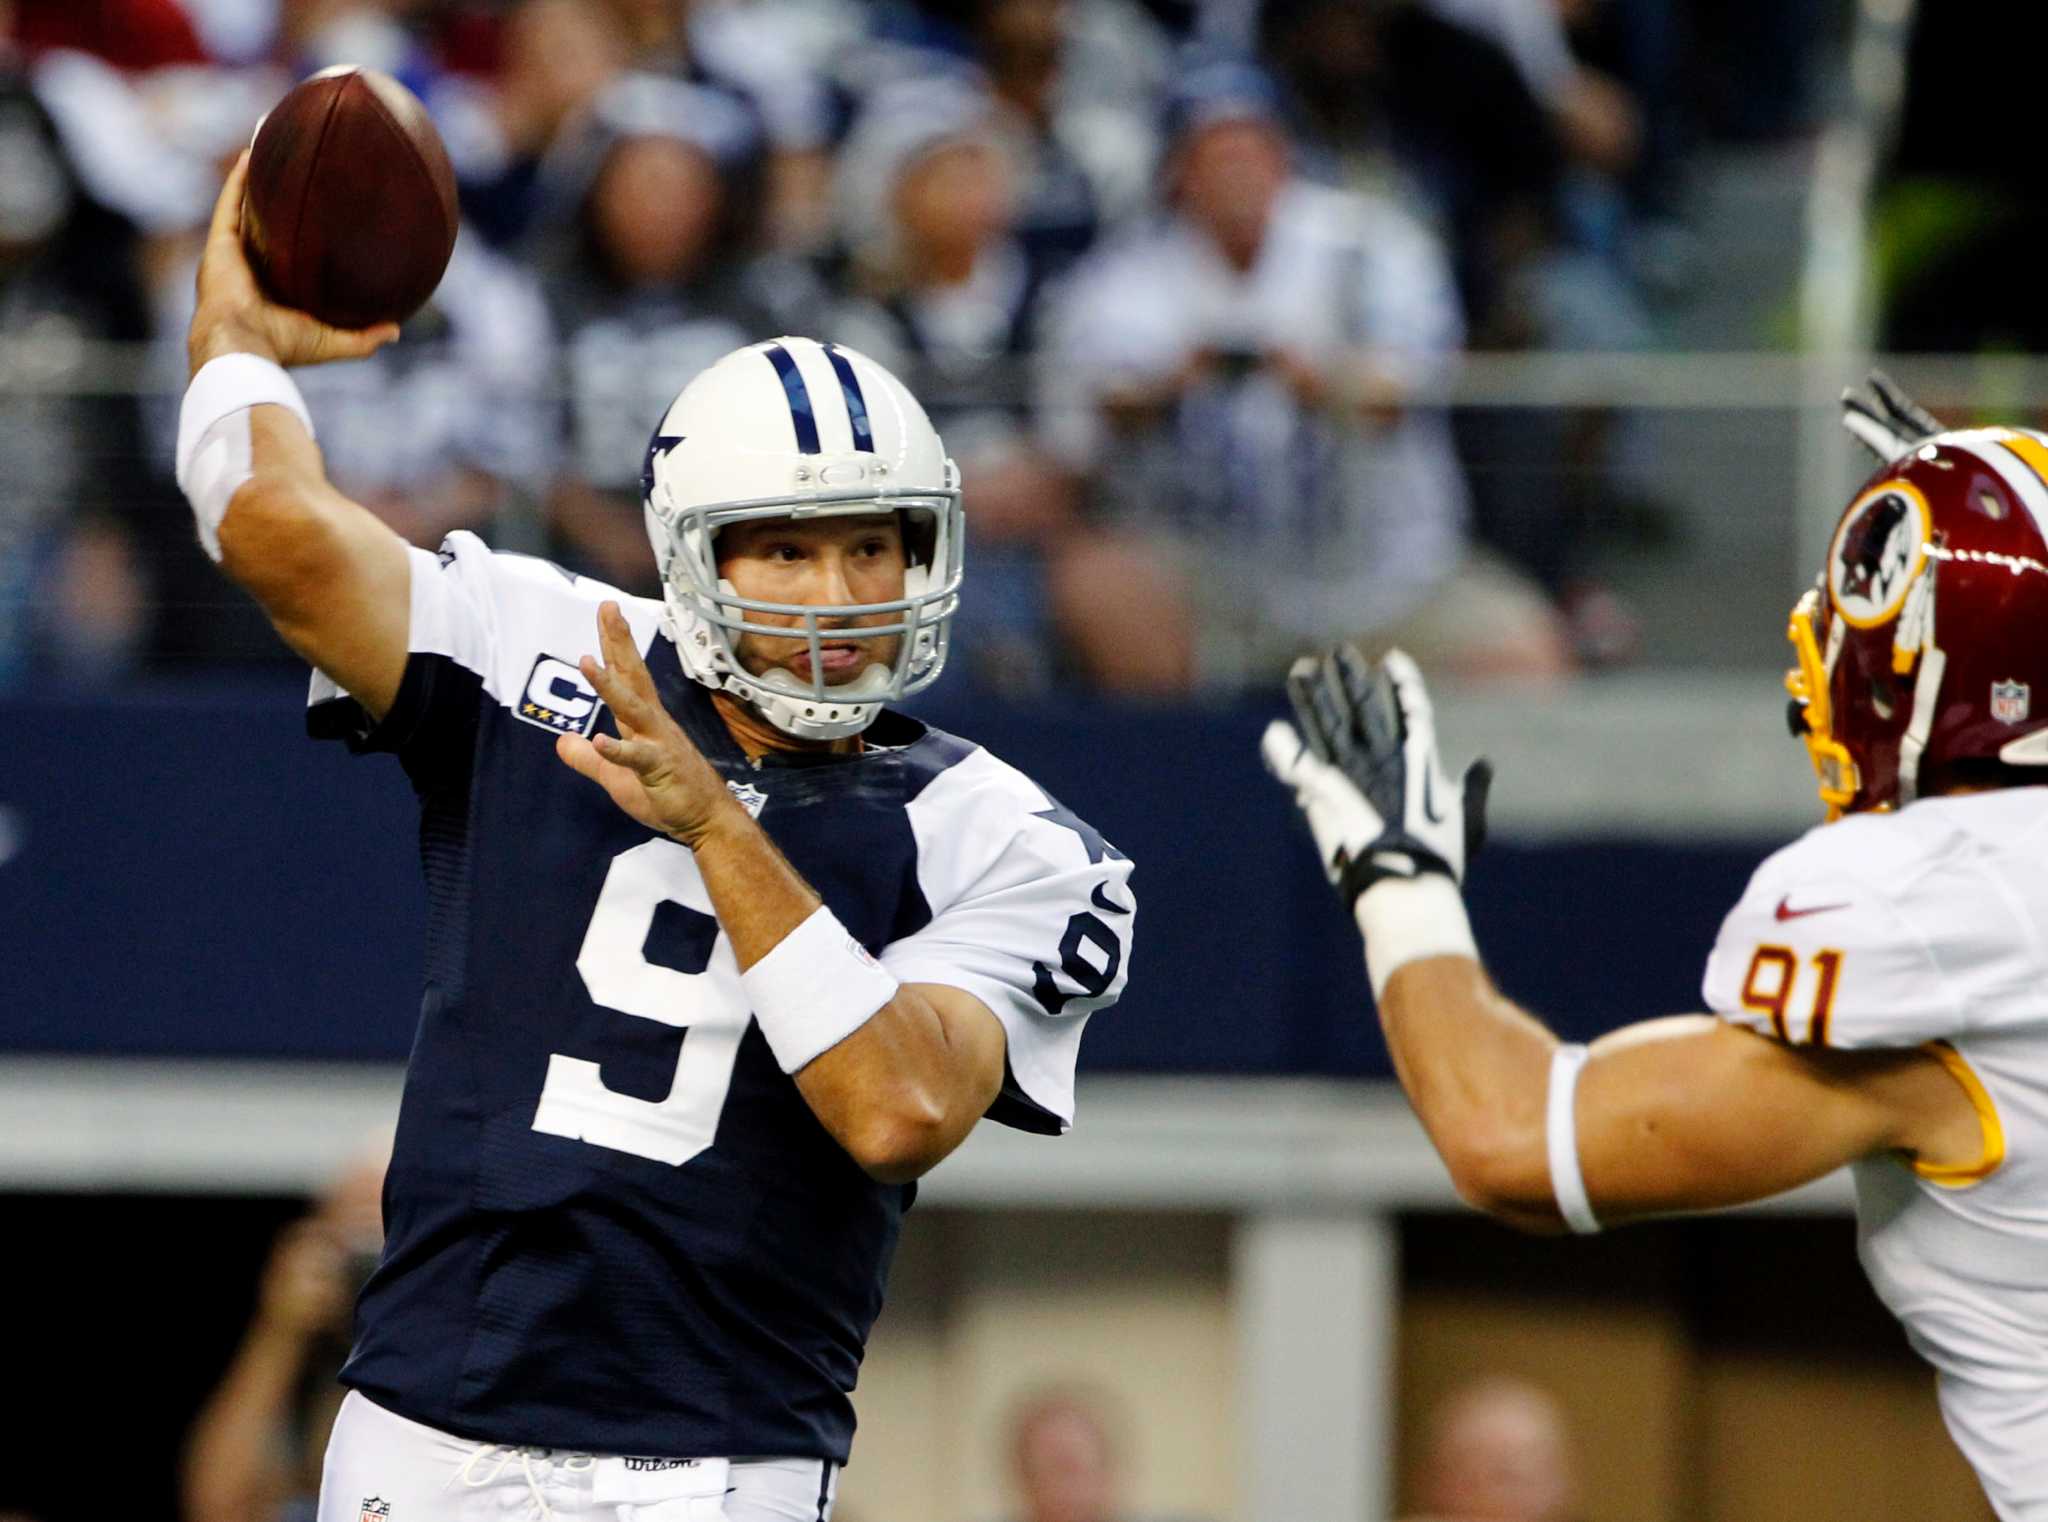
[1992,680,2031,724]
[359,1499,391,1522]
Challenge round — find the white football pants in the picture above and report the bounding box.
[318,1392,839,1522]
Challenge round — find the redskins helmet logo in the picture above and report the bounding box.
[1829,481,1931,628]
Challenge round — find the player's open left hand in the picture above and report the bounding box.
[187,151,400,375]
[556,602,739,848]
[1262,646,1492,904]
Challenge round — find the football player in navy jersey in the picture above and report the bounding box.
[175,155,1134,1522]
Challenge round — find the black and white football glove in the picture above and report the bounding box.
[1261,646,1492,906]
[1840,369,1944,465]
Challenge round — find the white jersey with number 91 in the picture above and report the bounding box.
[1703,789,2048,1518]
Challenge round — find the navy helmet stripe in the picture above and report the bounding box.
[760,342,821,454]
[823,343,875,453]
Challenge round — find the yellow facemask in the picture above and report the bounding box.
[1785,587,1858,820]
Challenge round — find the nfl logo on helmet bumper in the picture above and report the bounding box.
[1993,680,2031,724]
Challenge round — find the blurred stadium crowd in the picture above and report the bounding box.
[0,0,1824,697]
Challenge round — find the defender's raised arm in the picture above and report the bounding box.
[1262,646,1985,1233]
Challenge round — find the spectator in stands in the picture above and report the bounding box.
[831,77,1189,694]
[1041,56,1570,688]
[859,0,1166,282]
[973,0,1148,277]
[1405,1377,1580,1522]
[1256,0,1558,342]
[183,1146,388,1522]
[1553,0,1692,288]
[600,0,838,252]
[433,0,634,249]
[1421,0,1690,303]
[1257,0,1651,664]
[29,513,150,683]
[537,70,796,590]
[996,1385,1208,1522]
[1419,0,1644,255]
[0,31,155,690]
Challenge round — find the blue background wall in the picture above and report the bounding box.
[0,686,1772,1070]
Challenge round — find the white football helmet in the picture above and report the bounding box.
[641,337,963,741]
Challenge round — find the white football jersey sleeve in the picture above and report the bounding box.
[882,747,1135,1134]
[1703,789,2048,1517]
[1701,810,1986,1050]
[318,531,658,698]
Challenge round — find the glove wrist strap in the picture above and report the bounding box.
[1354,875,1477,1001]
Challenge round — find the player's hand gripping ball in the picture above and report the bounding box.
[1263,646,1493,905]
[242,65,459,331]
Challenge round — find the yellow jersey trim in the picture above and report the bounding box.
[1913,1041,2006,1188]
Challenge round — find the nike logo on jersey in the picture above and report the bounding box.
[1774,895,1850,922]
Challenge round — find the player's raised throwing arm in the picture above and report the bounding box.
[1263,648,1987,1232]
[178,153,410,717]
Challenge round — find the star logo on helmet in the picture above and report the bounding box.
[640,432,686,500]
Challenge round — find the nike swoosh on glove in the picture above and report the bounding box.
[1261,645,1492,905]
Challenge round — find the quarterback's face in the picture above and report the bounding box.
[716,514,908,686]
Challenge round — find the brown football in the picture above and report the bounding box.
[242,66,459,331]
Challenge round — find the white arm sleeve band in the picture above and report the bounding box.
[175,354,315,562]
[1354,874,1479,1001]
[1546,1043,1601,1234]
[740,905,902,1074]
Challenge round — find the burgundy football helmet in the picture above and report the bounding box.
[1788,375,2048,818]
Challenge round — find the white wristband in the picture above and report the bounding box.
[1353,874,1478,1001]
[175,354,315,561]
[741,905,900,1074]
[1546,1043,1601,1234]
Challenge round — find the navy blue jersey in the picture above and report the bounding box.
[307,533,1134,1462]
